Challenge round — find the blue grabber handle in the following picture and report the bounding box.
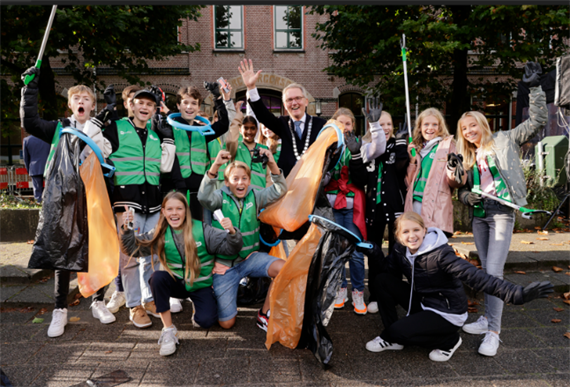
[308,214,373,250]
[317,122,346,170]
[258,208,283,247]
[166,113,215,136]
[59,128,116,178]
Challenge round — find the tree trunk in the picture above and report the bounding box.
[38,56,59,121]
[447,5,471,135]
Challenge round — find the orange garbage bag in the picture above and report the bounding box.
[268,241,287,260]
[259,125,341,231]
[265,223,322,349]
[77,153,120,298]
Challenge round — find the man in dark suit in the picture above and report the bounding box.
[239,59,326,177]
[22,134,50,202]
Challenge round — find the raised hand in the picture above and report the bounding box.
[239,59,262,90]
[103,84,116,107]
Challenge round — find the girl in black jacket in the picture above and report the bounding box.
[365,211,553,362]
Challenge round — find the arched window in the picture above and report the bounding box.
[236,89,284,117]
[339,92,365,135]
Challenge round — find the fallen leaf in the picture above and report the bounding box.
[448,243,454,246]
[461,242,474,245]
[537,237,549,241]
[69,299,80,307]
[105,350,113,354]
[32,317,44,323]
[554,307,564,312]
[69,316,80,322]
[563,300,570,306]
[521,240,534,244]
[38,308,48,315]
[454,231,463,235]
[535,227,541,230]
[563,292,570,300]
[537,230,548,235]
[551,243,564,246]
[467,307,478,313]
[38,277,49,283]
[553,266,564,273]
[566,272,570,276]
[27,240,34,244]
[514,271,526,274]
[467,300,480,306]
[564,332,570,339]
[551,319,562,323]
[74,293,82,300]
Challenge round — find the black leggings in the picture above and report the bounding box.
[366,216,396,303]
[371,272,461,351]
[54,270,106,309]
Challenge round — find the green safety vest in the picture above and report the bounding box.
[235,141,268,191]
[45,121,63,177]
[212,190,260,264]
[473,155,513,218]
[163,221,215,292]
[120,117,151,130]
[412,144,439,203]
[326,147,356,197]
[173,127,209,178]
[208,138,227,181]
[109,120,162,186]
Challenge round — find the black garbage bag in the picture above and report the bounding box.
[28,133,88,272]
[297,215,361,367]
[237,276,272,306]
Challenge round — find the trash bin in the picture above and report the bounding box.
[535,135,569,186]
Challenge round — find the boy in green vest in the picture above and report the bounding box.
[169,84,230,219]
[20,66,117,338]
[198,149,287,331]
[103,89,177,329]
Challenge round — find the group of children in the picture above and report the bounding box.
[20,61,553,361]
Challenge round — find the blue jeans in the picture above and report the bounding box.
[333,208,365,292]
[472,200,515,333]
[116,211,160,308]
[212,252,280,321]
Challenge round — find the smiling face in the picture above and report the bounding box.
[261,124,275,139]
[421,115,440,142]
[241,121,258,145]
[379,112,394,138]
[225,167,250,199]
[336,114,354,133]
[131,97,156,128]
[162,198,186,230]
[68,92,95,125]
[177,94,200,122]
[460,116,483,148]
[398,219,427,255]
[284,87,308,121]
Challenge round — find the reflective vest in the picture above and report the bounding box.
[109,120,161,186]
[207,138,227,181]
[235,141,268,191]
[325,147,355,198]
[163,220,215,292]
[212,190,259,264]
[45,121,63,177]
[173,127,209,178]
[412,144,439,203]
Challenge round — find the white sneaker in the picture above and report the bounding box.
[334,287,348,309]
[91,300,116,324]
[367,301,379,314]
[47,308,68,338]
[158,325,179,356]
[429,337,462,362]
[106,291,126,314]
[365,336,404,352]
[352,290,367,315]
[170,298,183,314]
[462,315,488,335]
[478,331,501,357]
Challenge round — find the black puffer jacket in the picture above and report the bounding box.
[374,228,524,314]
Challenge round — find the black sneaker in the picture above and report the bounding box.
[256,308,270,332]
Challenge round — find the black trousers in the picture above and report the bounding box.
[366,215,396,303]
[54,270,106,309]
[371,272,461,351]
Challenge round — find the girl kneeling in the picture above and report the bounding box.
[365,212,552,361]
[120,192,243,356]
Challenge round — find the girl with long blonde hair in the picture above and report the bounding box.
[120,192,242,357]
[456,75,547,357]
[404,108,465,235]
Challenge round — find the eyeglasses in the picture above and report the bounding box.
[285,96,305,105]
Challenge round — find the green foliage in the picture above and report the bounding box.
[1,5,205,119]
[0,193,42,209]
[309,5,569,130]
[523,164,560,212]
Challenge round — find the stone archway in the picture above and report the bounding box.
[202,73,317,116]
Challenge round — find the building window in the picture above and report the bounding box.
[274,6,303,50]
[214,5,243,50]
[236,89,285,117]
[339,92,365,136]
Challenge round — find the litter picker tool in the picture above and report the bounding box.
[24,5,57,86]
[400,34,415,157]
[478,191,552,219]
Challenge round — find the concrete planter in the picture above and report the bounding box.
[0,209,40,242]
